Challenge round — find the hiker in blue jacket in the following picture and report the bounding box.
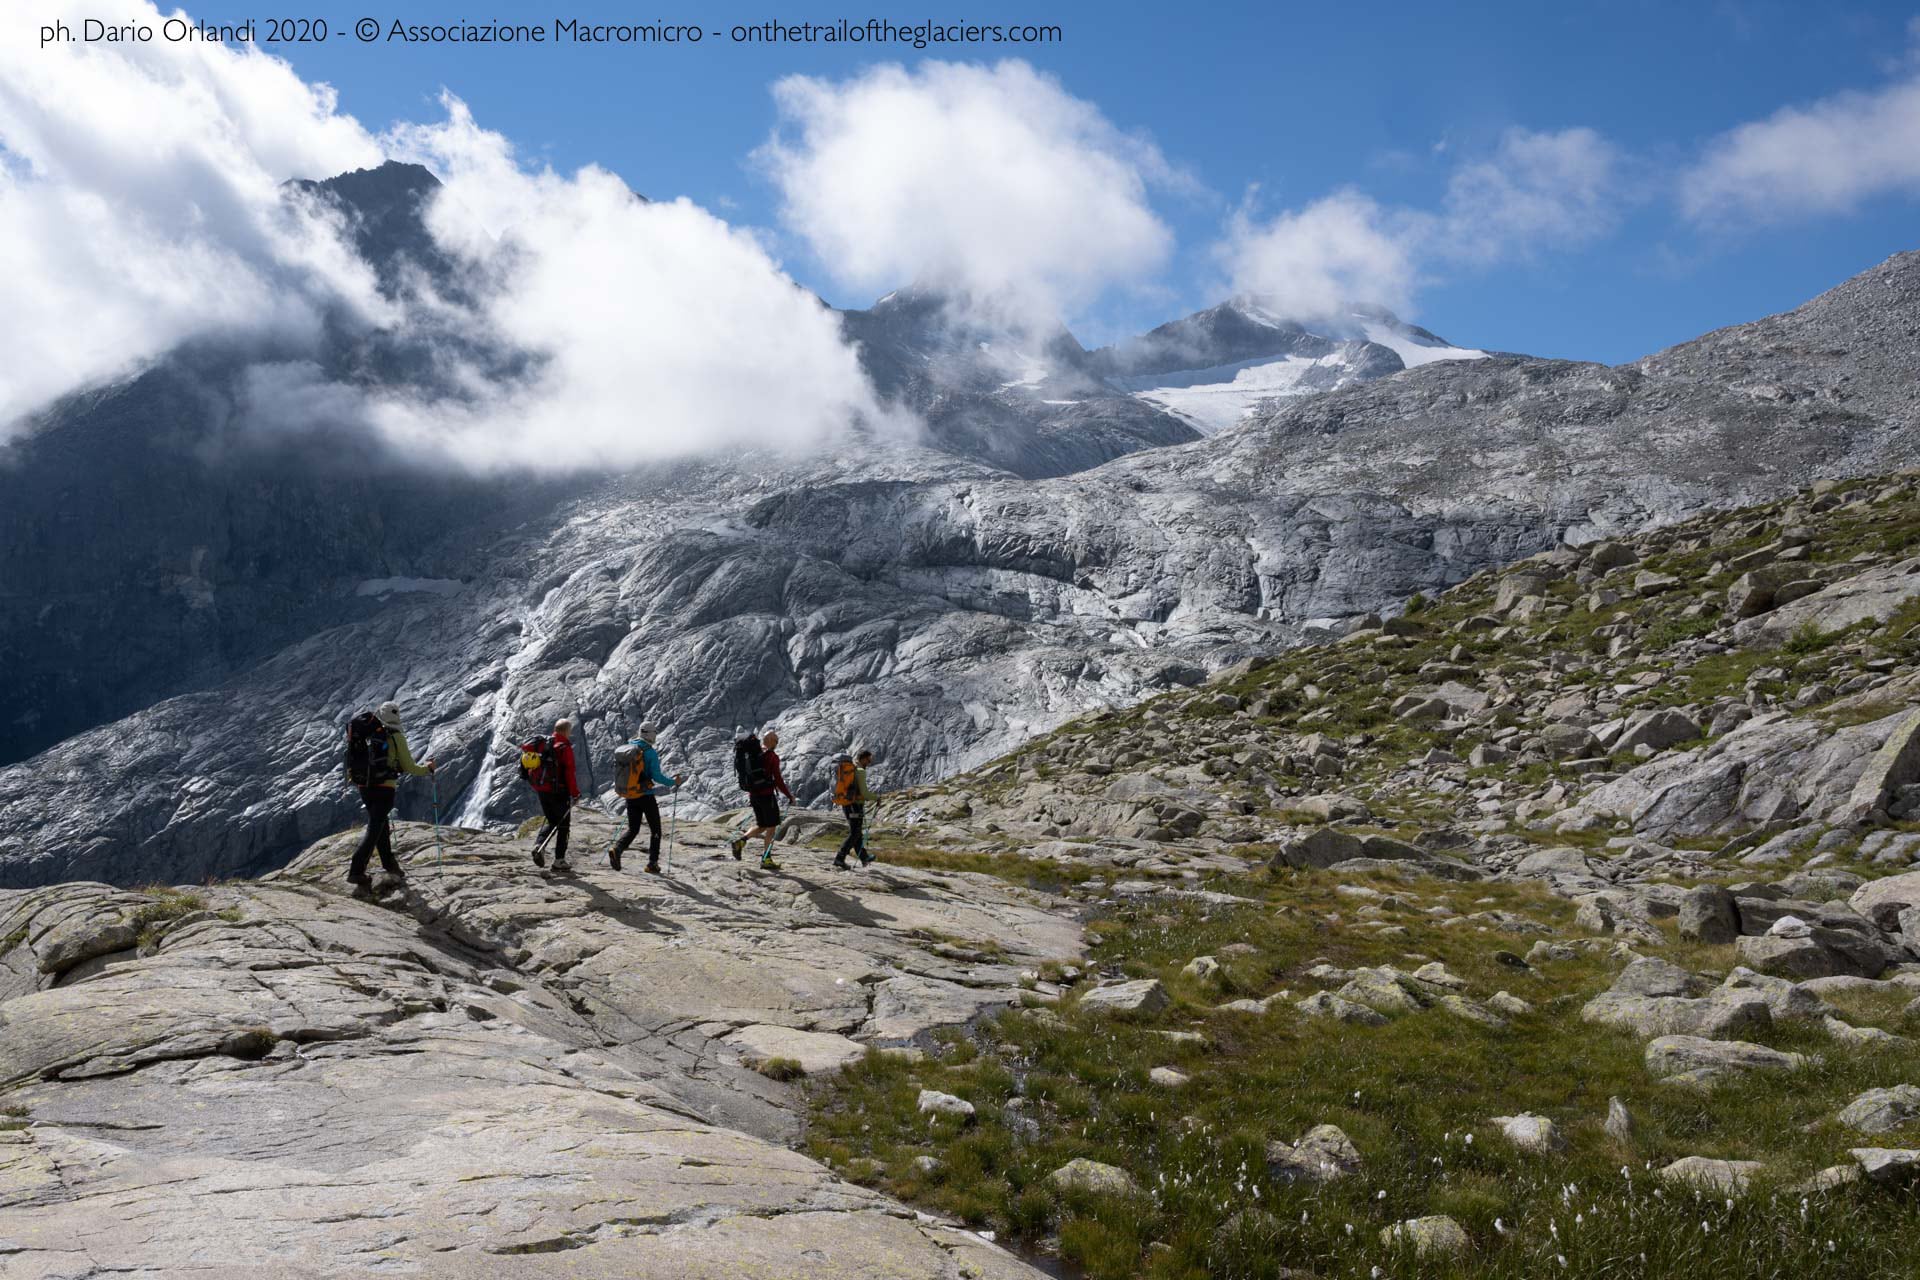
[609,725,683,873]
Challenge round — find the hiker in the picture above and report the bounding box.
[833,749,877,870]
[344,701,436,892]
[729,729,794,869]
[610,725,683,874]
[520,717,580,872]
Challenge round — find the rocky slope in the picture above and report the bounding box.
[4,251,1920,888]
[0,812,1076,1276]
[8,473,1920,1277]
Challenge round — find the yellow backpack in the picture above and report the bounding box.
[831,756,857,806]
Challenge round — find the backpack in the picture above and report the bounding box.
[345,711,396,787]
[831,755,858,806]
[613,742,649,799]
[733,734,769,792]
[517,735,559,791]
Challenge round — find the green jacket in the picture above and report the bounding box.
[847,765,872,807]
[377,729,432,789]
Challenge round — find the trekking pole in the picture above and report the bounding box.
[431,772,445,875]
[668,785,677,873]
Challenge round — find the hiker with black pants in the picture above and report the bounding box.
[345,701,436,892]
[834,749,876,870]
[526,717,580,872]
[610,725,683,873]
[730,730,794,870]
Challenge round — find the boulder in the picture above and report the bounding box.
[1540,724,1601,758]
[1736,929,1892,980]
[917,1089,976,1120]
[1265,1124,1362,1185]
[1049,1158,1139,1197]
[1604,1096,1634,1142]
[1148,1067,1191,1088]
[1645,1035,1807,1082]
[1294,992,1388,1027]
[1379,1216,1471,1258]
[1580,992,1771,1040]
[1611,957,1704,998]
[1181,956,1221,981]
[1849,869,1920,932]
[1659,1156,1764,1195]
[725,1026,868,1077]
[1678,885,1739,943]
[1613,709,1702,755]
[1836,1085,1920,1135]
[1849,1148,1920,1186]
[1490,1113,1566,1153]
[1555,706,1914,840]
[1079,979,1170,1016]
[1838,710,1920,823]
[1718,967,1832,1021]
[1273,827,1364,870]
[1737,557,1920,647]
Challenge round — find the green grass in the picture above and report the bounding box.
[755,1056,806,1082]
[129,887,209,950]
[0,926,27,956]
[808,866,1920,1280]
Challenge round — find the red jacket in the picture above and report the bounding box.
[538,737,580,798]
[759,749,795,801]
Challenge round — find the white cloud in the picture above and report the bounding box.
[1442,127,1621,262]
[1219,127,1621,318]
[1681,65,1920,223]
[757,60,1176,322]
[0,0,386,430]
[1216,190,1420,318]
[363,97,898,471]
[0,8,898,469]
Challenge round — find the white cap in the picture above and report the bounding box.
[639,725,657,742]
[376,701,403,729]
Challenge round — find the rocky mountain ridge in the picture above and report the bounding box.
[4,250,1919,889]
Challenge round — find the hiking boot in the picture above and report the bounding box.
[645,858,661,875]
[553,858,572,874]
[758,853,780,870]
[609,845,623,872]
[858,851,875,867]
[833,855,850,870]
[531,846,547,868]
[729,837,746,861]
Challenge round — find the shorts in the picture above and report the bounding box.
[749,792,781,828]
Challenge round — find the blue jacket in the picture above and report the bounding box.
[629,739,677,793]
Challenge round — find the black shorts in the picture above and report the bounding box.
[750,792,781,828]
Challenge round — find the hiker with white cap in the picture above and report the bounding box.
[342,700,436,893]
[609,724,683,874]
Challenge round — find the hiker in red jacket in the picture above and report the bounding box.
[533,717,581,871]
[730,729,795,869]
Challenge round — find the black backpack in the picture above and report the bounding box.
[345,712,396,787]
[733,734,768,792]
[517,736,559,791]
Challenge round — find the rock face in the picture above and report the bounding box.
[9,250,1920,888]
[1560,704,1920,840]
[0,816,1077,1276]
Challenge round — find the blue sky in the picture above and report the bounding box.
[73,1,1920,360]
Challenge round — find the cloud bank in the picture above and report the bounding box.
[758,60,1177,322]
[0,2,895,469]
[0,0,386,428]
